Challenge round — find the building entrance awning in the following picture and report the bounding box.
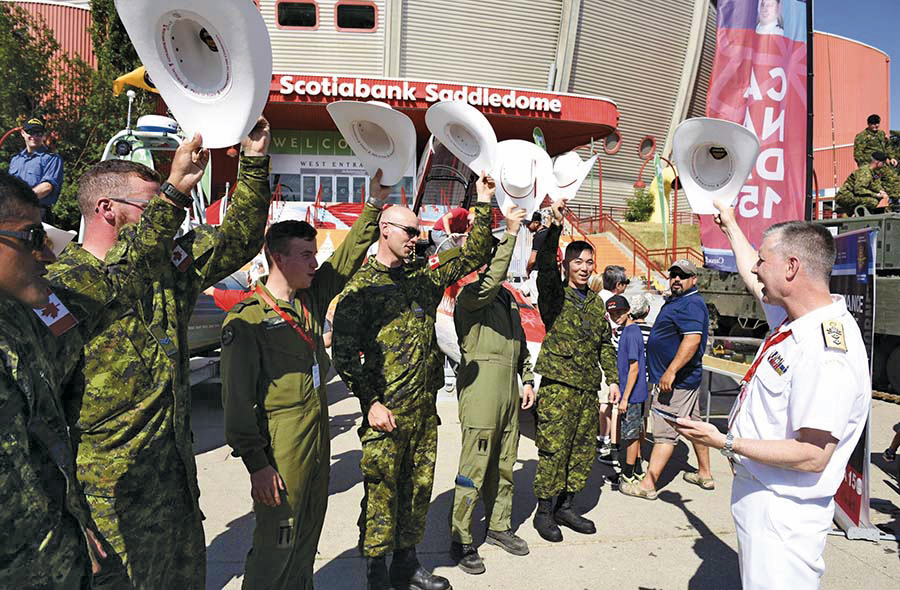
[265,74,619,155]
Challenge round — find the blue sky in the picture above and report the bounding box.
[814,0,897,124]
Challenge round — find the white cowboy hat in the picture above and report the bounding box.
[425,101,497,175]
[42,223,75,257]
[552,151,600,201]
[115,0,272,149]
[672,118,761,215]
[326,101,416,187]
[492,140,554,218]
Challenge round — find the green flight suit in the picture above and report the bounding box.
[220,202,381,590]
[450,231,534,544]
[854,127,900,197]
[835,165,884,214]
[532,223,618,499]
[332,202,493,558]
[1,196,185,589]
[51,155,271,590]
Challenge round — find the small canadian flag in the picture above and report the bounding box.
[428,255,440,270]
[34,291,79,336]
[171,244,193,272]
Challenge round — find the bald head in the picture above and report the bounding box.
[381,205,417,226]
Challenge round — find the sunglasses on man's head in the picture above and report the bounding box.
[385,221,419,239]
[0,226,48,251]
[669,270,693,280]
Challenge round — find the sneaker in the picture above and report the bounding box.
[619,473,639,487]
[619,479,658,500]
[485,529,529,556]
[597,443,617,465]
[450,541,485,575]
[683,471,715,490]
[597,440,612,456]
[885,447,898,462]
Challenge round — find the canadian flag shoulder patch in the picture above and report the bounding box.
[428,255,441,270]
[171,244,193,272]
[33,291,79,336]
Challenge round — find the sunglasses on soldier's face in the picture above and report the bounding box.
[0,226,48,251]
[385,221,419,239]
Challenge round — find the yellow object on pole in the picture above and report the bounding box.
[113,66,159,96]
[648,162,677,225]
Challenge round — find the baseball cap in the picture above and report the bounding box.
[872,151,887,163]
[530,212,542,224]
[668,259,698,276]
[22,117,46,134]
[605,294,630,314]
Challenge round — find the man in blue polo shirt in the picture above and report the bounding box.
[620,259,713,499]
[9,117,63,220]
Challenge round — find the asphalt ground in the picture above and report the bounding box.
[193,374,900,590]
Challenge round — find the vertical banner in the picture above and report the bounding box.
[830,228,879,540]
[702,0,809,271]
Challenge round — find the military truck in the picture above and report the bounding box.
[698,213,900,392]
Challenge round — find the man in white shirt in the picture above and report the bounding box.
[673,202,870,590]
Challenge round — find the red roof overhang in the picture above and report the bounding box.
[264,74,619,155]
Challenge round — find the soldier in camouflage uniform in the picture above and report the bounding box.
[332,173,496,590]
[0,158,192,589]
[532,199,619,543]
[854,114,900,199]
[50,119,273,590]
[449,206,534,576]
[220,172,388,590]
[836,151,891,215]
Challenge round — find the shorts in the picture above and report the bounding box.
[620,402,645,441]
[598,377,613,403]
[650,384,700,444]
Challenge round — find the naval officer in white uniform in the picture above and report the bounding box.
[672,202,870,589]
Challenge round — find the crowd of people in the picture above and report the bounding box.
[0,111,874,590]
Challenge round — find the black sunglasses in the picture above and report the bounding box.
[669,270,693,280]
[0,226,48,251]
[385,221,419,239]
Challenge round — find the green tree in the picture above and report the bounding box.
[0,3,61,170]
[625,187,654,222]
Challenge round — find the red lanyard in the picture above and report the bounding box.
[256,286,316,352]
[728,324,792,430]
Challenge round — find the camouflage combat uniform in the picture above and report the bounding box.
[220,202,381,590]
[1,197,185,589]
[50,155,271,590]
[332,202,493,558]
[835,166,885,214]
[532,224,618,500]
[854,127,900,197]
[450,231,534,544]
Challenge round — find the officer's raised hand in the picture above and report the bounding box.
[250,464,286,507]
[166,133,209,196]
[368,401,397,432]
[241,116,271,156]
[549,199,566,225]
[368,169,391,206]
[712,198,738,232]
[504,206,526,235]
[475,170,495,203]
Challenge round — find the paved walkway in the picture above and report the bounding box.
[193,376,900,590]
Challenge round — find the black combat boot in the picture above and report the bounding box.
[532,497,563,542]
[389,547,451,590]
[449,541,485,575]
[553,492,596,534]
[367,556,392,590]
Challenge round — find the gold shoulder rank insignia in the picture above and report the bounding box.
[822,320,847,351]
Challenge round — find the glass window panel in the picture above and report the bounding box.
[278,2,317,28]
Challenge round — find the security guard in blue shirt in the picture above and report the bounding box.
[9,117,64,219]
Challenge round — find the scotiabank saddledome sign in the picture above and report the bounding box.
[273,74,566,114]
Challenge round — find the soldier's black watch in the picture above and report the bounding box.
[160,181,193,209]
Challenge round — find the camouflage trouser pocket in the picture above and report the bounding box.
[359,428,394,485]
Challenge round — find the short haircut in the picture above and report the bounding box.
[867,114,881,125]
[264,219,317,266]
[629,293,651,320]
[763,221,836,283]
[78,160,161,215]
[563,240,594,269]
[602,265,627,291]
[0,172,40,219]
